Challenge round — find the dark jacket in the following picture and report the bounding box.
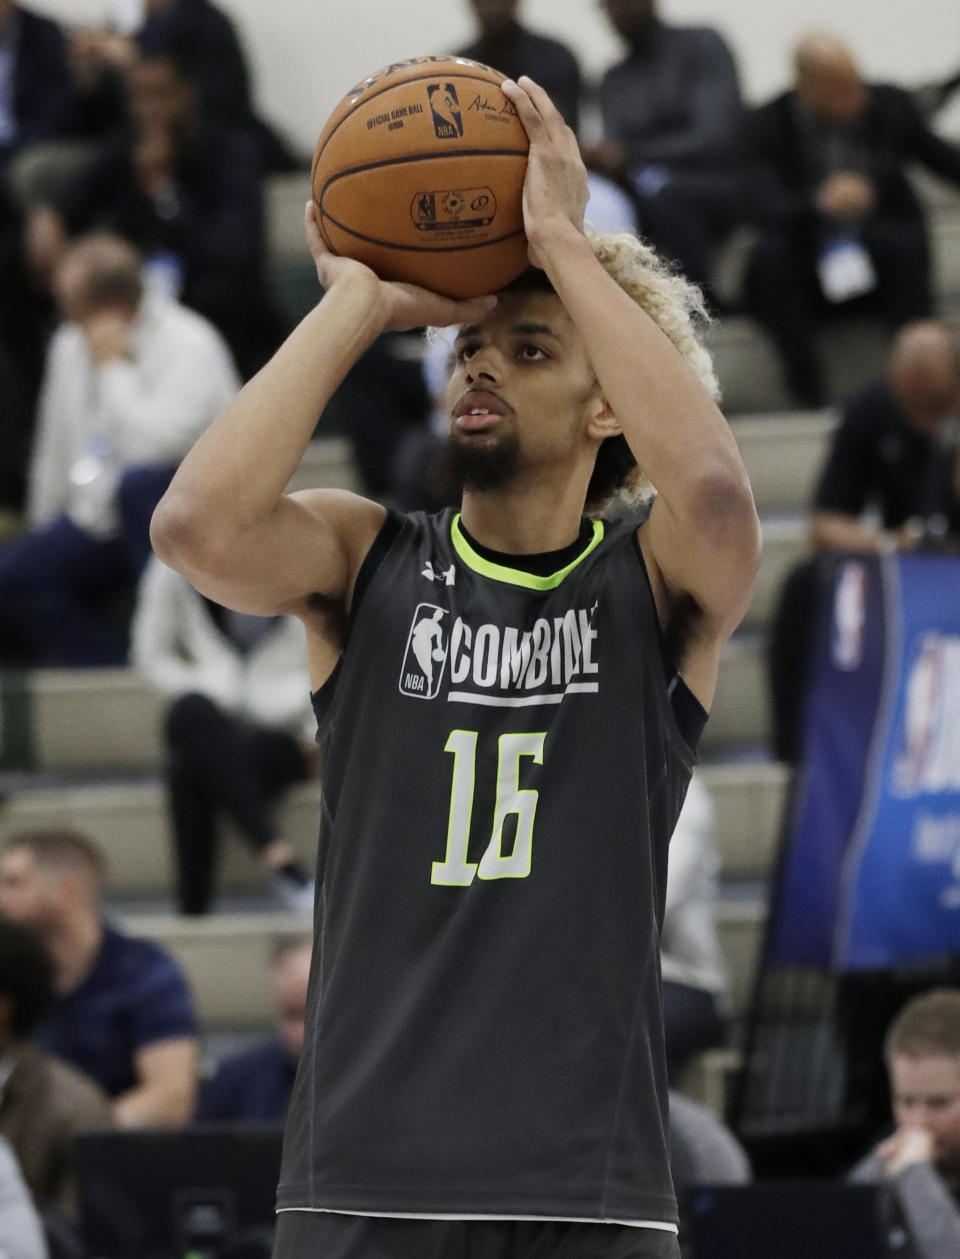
[458,24,581,134]
[2,7,73,165]
[750,84,960,226]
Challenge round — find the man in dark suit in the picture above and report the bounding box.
[745,32,960,407]
[0,1,72,174]
[457,0,581,134]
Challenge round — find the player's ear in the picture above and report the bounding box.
[586,395,621,440]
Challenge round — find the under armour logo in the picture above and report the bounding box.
[422,560,456,587]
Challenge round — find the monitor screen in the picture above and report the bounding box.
[76,1126,284,1259]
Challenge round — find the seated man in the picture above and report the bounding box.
[0,914,113,1218]
[745,33,960,407]
[0,0,72,174]
[588,0,746,292]
[812,320,960,553]
[29,48,286,378]
[849,988,960,1258]
[0,830,199,1128]
[0,232,238,667]
[196,933,311,1122]
[132,557,316,915]
[457,0,581,133]
[68,0,299,170]
[769,320,960,762]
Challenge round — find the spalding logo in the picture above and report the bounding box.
[346,56,496,105]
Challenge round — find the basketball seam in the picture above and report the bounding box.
[314,70,525,169]
[321,210,526,254]
[317,148,528,203]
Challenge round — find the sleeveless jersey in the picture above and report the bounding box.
[277,507,696,1227]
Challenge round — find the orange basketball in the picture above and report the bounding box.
[311,56,530,299]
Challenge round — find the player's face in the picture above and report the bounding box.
[445,291,603,487]
[890,1053,960,1165]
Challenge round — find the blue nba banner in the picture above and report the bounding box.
[769,553,960,971]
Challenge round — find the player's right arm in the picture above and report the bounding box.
[151,205,495,631]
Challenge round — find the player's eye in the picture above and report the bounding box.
[455,342,479,362]
[518,344,548,361]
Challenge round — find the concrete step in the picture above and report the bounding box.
[1,632,771,773]
[286,436,361,495]
[119,899,768,1027]
[747,517,808,630]
[704,635,770,751]
[0,758,788,895]
[0,780,320,897]
[699,761,788,881]
[731,413,831,514]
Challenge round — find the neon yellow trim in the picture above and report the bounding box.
[450,514,604,590]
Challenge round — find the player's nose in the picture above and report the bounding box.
[465,345,501,384]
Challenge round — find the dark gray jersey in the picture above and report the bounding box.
[277,508,696,1226]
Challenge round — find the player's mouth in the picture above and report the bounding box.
[452,390,507,432]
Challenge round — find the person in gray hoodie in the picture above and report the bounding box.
[849,988,960,1259]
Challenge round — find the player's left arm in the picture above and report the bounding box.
[503,77,761,710]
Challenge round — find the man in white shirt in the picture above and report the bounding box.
[0,232,238,665]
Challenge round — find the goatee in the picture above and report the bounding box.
[432,429,521,497]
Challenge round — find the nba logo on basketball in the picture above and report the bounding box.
[427,84,464,139]
[400,604,449,699]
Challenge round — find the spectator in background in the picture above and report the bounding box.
[0,1,72,175]
[0,915,113,1219]
[0,831,199,1129]
[587,0,746,293]
[850,988,960,1258]
[745,33,960,408]
[769,320,960,762]
[0,233,237,668]
[68,0,299,171]
[28,48,285,379]
[811,320,960,553]
[457,0,581,133]
[0,1136,47,1259]
[670,1090,750,1256]
[196,933,311,1123]
[662,774,729,1083]
[131,557,316,916]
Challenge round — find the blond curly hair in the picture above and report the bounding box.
[579,230,718,509]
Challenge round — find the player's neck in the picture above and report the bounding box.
[459,482,587,555]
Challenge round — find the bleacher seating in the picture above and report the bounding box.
[3,158,958,1083]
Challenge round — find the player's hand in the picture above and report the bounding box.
[500,76,588,268]
[875,1127,935,1176]
[304,202,496,331]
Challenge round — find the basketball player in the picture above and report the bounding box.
[151,76,760,1259]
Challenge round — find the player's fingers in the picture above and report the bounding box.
[424,293,499,328]
[516,76,564,130]
[500,78,545,138]
[304,200,329,257]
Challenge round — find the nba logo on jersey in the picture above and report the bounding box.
[400,604,449,699]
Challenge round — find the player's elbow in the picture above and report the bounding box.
[150,487,228,579]
[694,463,762,575]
